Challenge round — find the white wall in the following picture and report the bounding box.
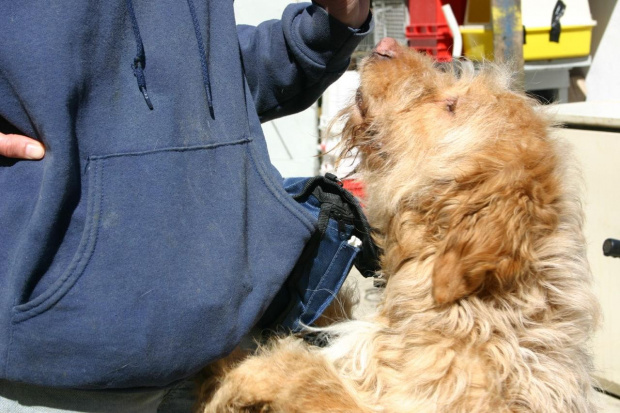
[586,1,620,101]
[234,0,319,177]
[557,122,620,395]
[234,0,300,23]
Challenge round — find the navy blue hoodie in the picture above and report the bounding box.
[0,1,371,389]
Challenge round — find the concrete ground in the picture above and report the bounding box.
[346,269,620,412]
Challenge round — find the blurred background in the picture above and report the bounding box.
[235,0,620,409]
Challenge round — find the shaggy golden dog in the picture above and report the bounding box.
[202,38,601,412]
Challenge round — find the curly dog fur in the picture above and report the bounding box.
[202,39,601,413]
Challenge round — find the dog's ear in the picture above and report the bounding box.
[432,199,526,305]
[431,158,560,305]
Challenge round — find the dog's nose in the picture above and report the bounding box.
[373,37,400,59]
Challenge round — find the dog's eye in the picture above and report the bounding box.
[445,98,458,114]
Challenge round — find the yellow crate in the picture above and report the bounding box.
[460,25,492,61]
[460,24,595,61]
[523,25,594,60]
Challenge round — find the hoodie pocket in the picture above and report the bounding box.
[8,141,315,388]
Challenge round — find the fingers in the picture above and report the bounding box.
[0,132,45,160]
[314,0,370,29]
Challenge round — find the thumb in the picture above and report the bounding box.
[0,132,45,160]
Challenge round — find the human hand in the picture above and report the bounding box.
[314,0,370,28]
[0,132,45,160]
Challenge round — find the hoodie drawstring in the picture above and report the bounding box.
[125,0,153,110]
[186,0,214,118]
[125,0,214,117]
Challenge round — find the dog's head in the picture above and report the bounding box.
[341,39,561,305]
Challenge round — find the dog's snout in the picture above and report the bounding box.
[372,37,400,59]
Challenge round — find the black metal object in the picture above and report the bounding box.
[603,238,620,258]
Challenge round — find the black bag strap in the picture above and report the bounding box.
[292,173,380,278]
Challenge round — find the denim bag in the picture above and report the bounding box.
[261,173,380,331]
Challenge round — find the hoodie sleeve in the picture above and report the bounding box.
[237,2,372,123]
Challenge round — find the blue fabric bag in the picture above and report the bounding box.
[261,173,380,331]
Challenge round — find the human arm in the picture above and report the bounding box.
[237,1,372,122]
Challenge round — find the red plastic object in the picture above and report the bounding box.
[406,0,460,62]
[342,179,365,201]
[445,0,466,25]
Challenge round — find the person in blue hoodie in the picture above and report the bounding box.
[0,0,372,411]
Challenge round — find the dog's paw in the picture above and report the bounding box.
[200,354,282,413]
[201,338,365,413]
[201,378,276,413]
